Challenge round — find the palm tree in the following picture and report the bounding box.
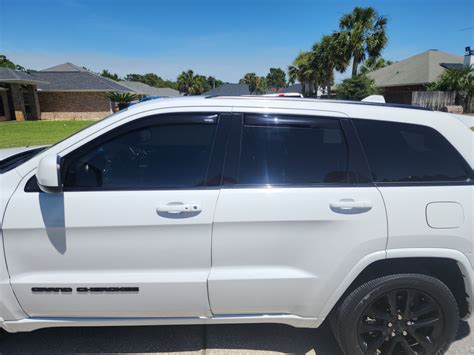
[255,76,267,95]
[239,73,260,94]
[429,66,474,111]
[359,57,393,74]
[191,75,206,95]
[177,70,207,95]
[177,70,195,95]
[339,6,388,78]
[311,33,351,96]
[288,51,319,96]
[106,92,139,110]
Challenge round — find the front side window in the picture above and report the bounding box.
[238,115,349,185]
[62,115,217,190]
[354,119,471,183]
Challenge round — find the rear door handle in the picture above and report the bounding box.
[330,199,372,214]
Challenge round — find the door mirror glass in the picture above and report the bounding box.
[37,154,62,193]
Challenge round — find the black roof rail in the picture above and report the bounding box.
[204,95,433,111]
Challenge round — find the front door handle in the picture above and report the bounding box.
[330,199,372,214]
[156,202,202,218]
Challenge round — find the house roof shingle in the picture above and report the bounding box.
[118,80,180,97]
[203,83,252,96]
[368,50,463,88]
[31,63,132,92]
[41,62,89,72]
[0,67,48,85]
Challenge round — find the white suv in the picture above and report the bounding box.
[0,96,473,354]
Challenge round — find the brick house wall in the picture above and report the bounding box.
[379,85,427,106]
[38,91,111,120]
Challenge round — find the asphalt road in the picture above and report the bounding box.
[0,318,473,354]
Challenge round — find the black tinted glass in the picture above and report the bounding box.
[354,119,470,183]
[63,121,217,190]
[239,121,348,185]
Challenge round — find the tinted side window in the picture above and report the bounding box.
[238,117,349,185]
[63,117,217,190]
[354,119,470,183]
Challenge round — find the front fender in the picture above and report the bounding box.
[0,170,29,330]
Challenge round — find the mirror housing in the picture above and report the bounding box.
[37,154,62,193]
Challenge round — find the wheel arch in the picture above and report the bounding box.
[320,249,473,321]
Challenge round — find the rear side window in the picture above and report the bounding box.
[238,115,349,185]
[354,119,471,183]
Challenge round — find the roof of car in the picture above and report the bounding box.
[203,95,432,111]
[14,95,473,176]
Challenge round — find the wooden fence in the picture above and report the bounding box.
[411,91,457,111]
[385,91,473,113]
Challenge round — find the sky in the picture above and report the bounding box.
[0,0,473,83]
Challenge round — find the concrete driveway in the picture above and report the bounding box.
[0,319,472,354]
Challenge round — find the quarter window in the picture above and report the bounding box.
[62,115,217,190]
[354,119,471,183]
[238,115,349,185]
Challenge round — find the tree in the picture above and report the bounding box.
[266,68,286,89]
[206,76,223,90]
[288,51,319,97]
[101,69,120,81]
[359,57,393,74]
[0,54,26,71]
[255,76,267,95]
[106,92,139,110]
[339,6,388,78]
[0,54,16,69]
[177,70,205,95]
[311,33,351,96]
[429,66,474,112]
[336,74,377,100]
[239,73,260,94]
[125,74,143,82]
[125,73,178,90]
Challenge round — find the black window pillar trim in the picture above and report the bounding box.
[222,113,243,186]
[204,113,232,187]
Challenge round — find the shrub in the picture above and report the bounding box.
[337,74,377,100]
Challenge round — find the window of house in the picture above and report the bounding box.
[238,115,349,185]
[0,94,5,117]
[354,119,471,183]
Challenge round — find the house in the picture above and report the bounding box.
[1,63,181,121]
[203,83,253,96]
[367,49,465,105]
[30,63,133,120]
[203,83,311,96]
[0,67,46,121]
[280,83,303,94]
[118,80,180,97]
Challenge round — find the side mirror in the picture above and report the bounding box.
[37,154,62,193]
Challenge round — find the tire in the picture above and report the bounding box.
[334,273,459,355]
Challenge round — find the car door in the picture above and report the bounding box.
[208,112,387,318]
[3,112,229,318]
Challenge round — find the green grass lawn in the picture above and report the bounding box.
[0,120,95,148]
